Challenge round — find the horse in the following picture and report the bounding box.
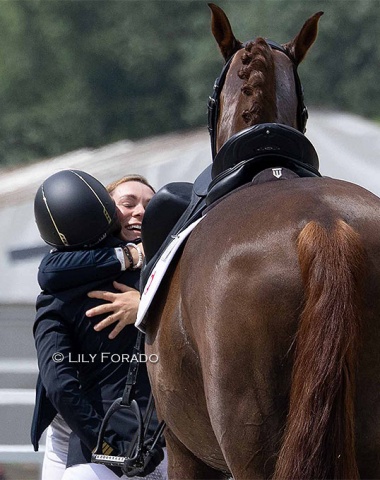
[144,4,380,479]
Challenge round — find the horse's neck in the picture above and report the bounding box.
[217,42,299,150]
[217,41,278,149]
[272,50,299,129]
[238,39,278,126]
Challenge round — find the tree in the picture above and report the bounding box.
[0,0,378,167]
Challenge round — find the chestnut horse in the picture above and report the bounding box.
[145,4,380,479]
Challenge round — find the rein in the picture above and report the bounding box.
[207,39,308,160]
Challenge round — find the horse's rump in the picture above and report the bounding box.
[147,176,380,478]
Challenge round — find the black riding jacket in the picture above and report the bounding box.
[31,239,155,468]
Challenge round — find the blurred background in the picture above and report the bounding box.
[0,1,379,479]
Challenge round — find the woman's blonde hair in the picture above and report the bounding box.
[106,174,155,196]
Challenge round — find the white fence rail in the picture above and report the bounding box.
[0,359,43,466]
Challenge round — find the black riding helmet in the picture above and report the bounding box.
[34,170,120,249]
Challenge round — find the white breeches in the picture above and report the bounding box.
[41,414,70,480]
[41,414,168,480]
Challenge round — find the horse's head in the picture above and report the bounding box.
[208,3,323,158]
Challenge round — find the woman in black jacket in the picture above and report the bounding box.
[32,170,166,480]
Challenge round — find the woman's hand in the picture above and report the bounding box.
[86,281,140,339]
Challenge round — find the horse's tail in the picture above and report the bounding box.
[274,219,365,480]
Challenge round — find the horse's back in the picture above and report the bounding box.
[181,177,380,477]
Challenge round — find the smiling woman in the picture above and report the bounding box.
[106,175,156,243]
[31,170,168,480]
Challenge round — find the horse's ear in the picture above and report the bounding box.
[285,12,324,65]
[208,3,242,61]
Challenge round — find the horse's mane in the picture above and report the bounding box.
[238,38,277,126]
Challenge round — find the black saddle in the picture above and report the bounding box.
[212,122,319,178]
[140,166,211,290]
[141,124,321,292]
[207,123,320,206]
[142,181,194,261]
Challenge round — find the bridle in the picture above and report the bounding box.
[207,39,308,160]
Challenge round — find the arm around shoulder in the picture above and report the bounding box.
[38,248,126,292]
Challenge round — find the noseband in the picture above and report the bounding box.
[207,40,308,160]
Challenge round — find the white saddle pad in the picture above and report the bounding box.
[136,217,204,331]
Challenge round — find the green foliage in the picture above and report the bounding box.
[0,0,378,166]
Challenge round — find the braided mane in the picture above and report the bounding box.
[238,38,277,126]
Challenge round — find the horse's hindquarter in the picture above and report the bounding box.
[181,179,312,476]
[147,177,380,478]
